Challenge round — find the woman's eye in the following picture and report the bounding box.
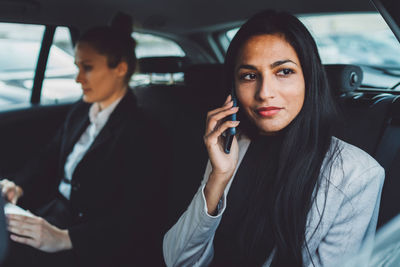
[240,73,257,80]
[83,65,93,71]
[277,68,294,76]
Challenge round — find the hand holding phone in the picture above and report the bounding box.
[203,94,239,176]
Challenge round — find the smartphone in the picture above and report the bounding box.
[224,89,237,154]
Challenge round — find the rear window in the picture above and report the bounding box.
[133,32,185,58]
[131,33,185,86]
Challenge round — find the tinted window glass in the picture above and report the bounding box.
[0,23,44,105]
[133,32,185,58]
[131,33,185,86]
[42,27,81,104]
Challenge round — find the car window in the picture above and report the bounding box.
[225,13,400,90]
[133,32,185,58]
[41,27,81,104]
[131,32,185,86]
[0,22,44,105]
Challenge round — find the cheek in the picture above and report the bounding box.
[279,75,304,105]
[87,70,100,84]
[283,84,305,117]
[88,69,112,87]
[236,84,256,109]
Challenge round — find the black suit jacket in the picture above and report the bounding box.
[15,90,169,266]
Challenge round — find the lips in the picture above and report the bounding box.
[256,106,282,117]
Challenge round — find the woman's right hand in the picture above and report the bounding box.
[0,179,23,204]
[204,95,240,180]
[203,95,240,215]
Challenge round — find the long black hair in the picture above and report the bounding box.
[77,12,137,84]
[224,10,341,266]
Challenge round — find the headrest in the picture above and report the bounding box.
[138,56,188,73]
[184,64,225,88]
[325,64,363,94]
[184,64,226,111]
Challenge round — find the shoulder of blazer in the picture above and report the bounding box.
[113,90,167,141]
[103,89,139,130]
[64,99,91,127]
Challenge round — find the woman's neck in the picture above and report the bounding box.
[98,86,128,111]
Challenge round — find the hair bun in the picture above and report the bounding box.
[110,12,133,37]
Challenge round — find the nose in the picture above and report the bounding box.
[75,69,84,84]
[256,77,275,101]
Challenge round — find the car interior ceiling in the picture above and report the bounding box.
[0,0,375,34]
[0,0,399,251]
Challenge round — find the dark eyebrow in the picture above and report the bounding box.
[237,64,257,71]
[270,60,297,68]
[237,60,297,71]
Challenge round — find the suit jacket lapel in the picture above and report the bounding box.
[61,107,90,165]
[83,90,137,157]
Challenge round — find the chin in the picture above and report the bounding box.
[257,121,288,134]
[82,95,95,103]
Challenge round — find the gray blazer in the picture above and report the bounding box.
[163,137,385,267]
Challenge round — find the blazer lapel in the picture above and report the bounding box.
[83,90,137,157]
[61,108,90,165]
[84,124,113,156]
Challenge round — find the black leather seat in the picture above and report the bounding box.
[376,96,400,227]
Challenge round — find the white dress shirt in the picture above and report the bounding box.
[58,97,123,200]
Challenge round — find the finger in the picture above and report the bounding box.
[205,106,238,136]
[213,120,240,138]
[10,234,39,248]
[205,107,239,136]
[7,214,39,224]
[16,186,23,198]
[8,224,36,238]
[2,183,16,199]
[206,99,234,119]
[206,121,240,145]
[7,190,16,203]
[1,183,11,194]
[223,94,232,105]
[7,217,37,228]
[11,187,22,204]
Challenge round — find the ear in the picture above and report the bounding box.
[115,61,128,78]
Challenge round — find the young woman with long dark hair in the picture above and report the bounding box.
[163,10,384,267]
